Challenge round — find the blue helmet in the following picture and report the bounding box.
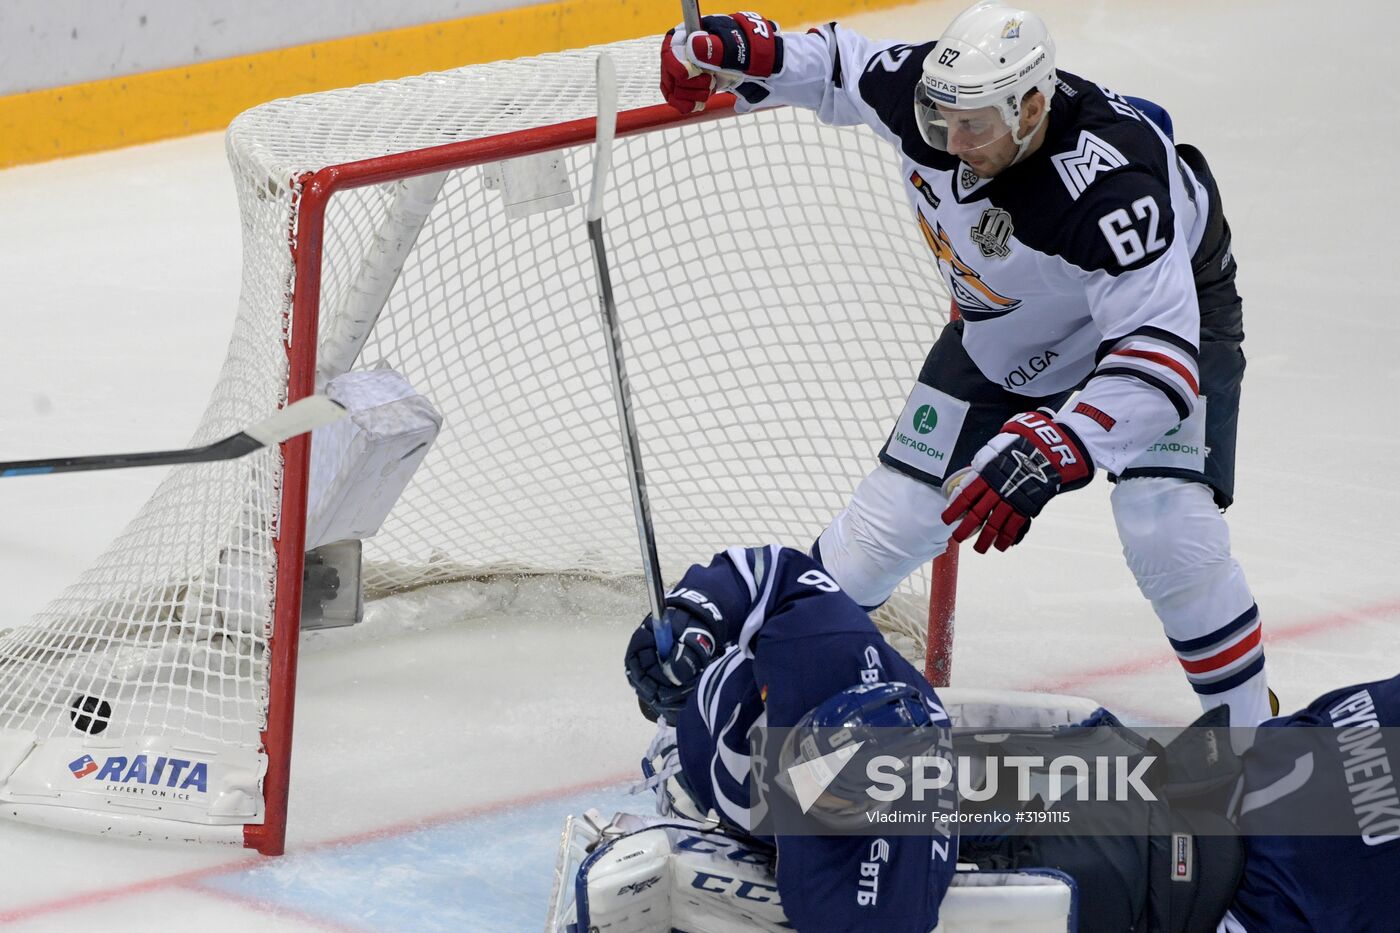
[776,682,953,828]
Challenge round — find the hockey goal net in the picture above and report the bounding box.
[0,37,955,854]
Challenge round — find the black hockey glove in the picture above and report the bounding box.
[941,410,1094,553]
[625,592,722,721]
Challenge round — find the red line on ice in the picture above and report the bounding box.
[0,769,632,924]
[1032,596,1400,696]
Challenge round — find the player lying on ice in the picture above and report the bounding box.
[544,545,1400,933]
[662,1,1277,727]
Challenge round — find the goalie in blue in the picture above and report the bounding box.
[625,545,1400,932]
[625,544,958,933]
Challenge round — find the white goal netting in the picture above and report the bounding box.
[0,37,951,839]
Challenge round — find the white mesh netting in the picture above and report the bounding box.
[0,38,949,768]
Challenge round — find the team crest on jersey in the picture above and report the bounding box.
[970,208,1014,259]
[1051,130,1129,200]
[910,171,941,209]
[917,211,1022,320]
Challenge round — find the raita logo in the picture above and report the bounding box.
[70,754,209,794]
[68,755,98,778]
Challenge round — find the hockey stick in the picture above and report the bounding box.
[586,52,669,632]
[0,395,346,478]
[681,0,702,33]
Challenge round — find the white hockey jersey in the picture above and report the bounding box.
[733,25,1217,473]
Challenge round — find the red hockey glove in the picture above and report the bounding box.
[941,411,1095,553]
[660,13,783,115]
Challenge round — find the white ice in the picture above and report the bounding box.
[1,0,1398,929]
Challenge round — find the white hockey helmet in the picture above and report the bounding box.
[914,2,1057,162]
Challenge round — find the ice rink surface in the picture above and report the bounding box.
[1,0,1397,928]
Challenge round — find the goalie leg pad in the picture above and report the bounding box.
[1111,477,1271,724]
[816,464,955,609]
[554,815,787,933]
[552,811,1081,933]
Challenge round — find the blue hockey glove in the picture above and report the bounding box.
[625,592,722,720]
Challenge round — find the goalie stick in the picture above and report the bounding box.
[0,395,346,477]
[586,52,668,630]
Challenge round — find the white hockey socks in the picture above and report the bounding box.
[1112,477,1273,726]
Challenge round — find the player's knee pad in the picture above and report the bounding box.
[816,465,953,609]
[1110,477,1248,612]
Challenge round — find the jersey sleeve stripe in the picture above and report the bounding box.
[813,23,843,87]
[710,704,754,830]
[736,545,783,658]
[1095,366,1193,420]
[1095,325,1199,365]
[725,546,759,601]
[1108,347,1201,395]
[699,647,744,732]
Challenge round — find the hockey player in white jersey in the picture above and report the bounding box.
[660,2,1275,724]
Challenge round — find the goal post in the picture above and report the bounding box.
[0,37,958,855]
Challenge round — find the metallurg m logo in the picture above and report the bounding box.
[917,212,1021,321]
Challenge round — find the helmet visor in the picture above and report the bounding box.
[914,84,1015,157]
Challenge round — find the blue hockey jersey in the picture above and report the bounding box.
[1223,673,1400,932]
[672,545,956,933]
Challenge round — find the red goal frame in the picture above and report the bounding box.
[249,94,959,855]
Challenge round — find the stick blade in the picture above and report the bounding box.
[585,52,619,222]
[245,395,348,447]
